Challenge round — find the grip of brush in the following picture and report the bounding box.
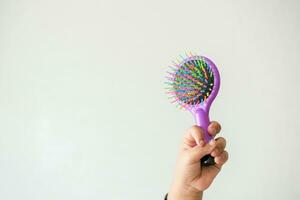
[195,108,215,166]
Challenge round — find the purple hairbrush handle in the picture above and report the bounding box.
[195,108,213,143]
[195,108,213,142]
[194,108,216,166]
[194,108,215,166]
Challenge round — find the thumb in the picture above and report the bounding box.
[188,140,216,163]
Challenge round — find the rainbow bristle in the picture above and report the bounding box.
[165,55,214,108]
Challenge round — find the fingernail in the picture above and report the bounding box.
[212,148,218,156]
[198,140,205,147]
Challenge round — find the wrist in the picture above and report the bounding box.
[168,183,203,200]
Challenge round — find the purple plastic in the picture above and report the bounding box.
[179,55,220,143]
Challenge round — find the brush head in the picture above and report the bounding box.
[166,55,219,109]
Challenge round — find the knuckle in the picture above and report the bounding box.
[216,123,222,131]
[221,151,228,162]
[217,137,226,148]
[211,121,221,130]
[189,125,201,132]
[224,151,229,160]
[188,125,203,135]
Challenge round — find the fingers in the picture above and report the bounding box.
[181,122,222,150]
[214,151,229,169]
[182,125,205,149]
[184,135,229,167]
[211,137,226,157]
[208,121,221,137]
[187,140,216,163]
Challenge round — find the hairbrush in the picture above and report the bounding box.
[165,53,220,166]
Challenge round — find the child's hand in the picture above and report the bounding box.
[168,122,228,200]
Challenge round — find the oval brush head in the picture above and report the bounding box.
[166,53,220,166]
[167,57,215,108]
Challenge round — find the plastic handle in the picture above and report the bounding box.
[194,108,215,166]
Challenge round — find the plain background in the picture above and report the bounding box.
[0,0,300,199]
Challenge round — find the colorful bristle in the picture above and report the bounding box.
[165,55,214,108]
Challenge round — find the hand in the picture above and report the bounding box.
[168,122,228,200]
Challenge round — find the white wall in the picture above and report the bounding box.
[0,0,299,199]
